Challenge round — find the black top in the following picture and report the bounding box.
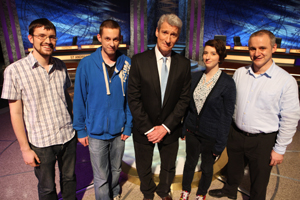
[105,62,116,78]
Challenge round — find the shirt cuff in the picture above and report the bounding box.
[273,145,286,155]
[162,124,171,134]
[144,128,154,135]
[77,129,88,138]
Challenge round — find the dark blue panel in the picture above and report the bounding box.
[15,0,300,51]
[15,0,130,49]
[204,0,300,50]
[147,0,188,45]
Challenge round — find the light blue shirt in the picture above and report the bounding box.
[233,61,300,154]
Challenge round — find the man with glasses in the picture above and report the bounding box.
[1,18,76,200]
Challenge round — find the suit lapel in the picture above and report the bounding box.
[148,49,161,100]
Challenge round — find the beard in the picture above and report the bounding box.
[33,42,54,57]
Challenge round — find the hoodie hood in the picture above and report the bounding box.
[90,47,127,72]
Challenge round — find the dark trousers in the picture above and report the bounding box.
[222,124,277,200]
[31,136,77,200]
[134,140,179,199]
[182,131,216,196]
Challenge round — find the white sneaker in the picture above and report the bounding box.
[113,194,121,200]
[195,195,206,200]
[179,190,190,200]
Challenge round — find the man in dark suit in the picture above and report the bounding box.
[128,14,191,200]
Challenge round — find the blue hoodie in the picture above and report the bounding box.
[73,47,132,140]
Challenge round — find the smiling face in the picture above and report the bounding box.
[203,45,220,70]
[249,34,277,73]
[28,26,56,58]
[155,21,179,56]
[98,27,120,59]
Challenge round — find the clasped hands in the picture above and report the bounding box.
[147,125,168,144]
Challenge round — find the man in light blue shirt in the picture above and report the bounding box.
[209,30,300,200]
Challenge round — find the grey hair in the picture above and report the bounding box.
[157,14,182,35]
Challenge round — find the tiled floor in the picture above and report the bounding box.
[0,106,299,200]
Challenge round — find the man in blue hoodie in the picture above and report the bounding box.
[73,19,132,200]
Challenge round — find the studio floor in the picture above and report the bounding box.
[0,106,299,200]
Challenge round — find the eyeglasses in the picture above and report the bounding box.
[33,34,57,41]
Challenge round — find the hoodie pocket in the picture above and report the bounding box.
[109,109,126,135]
[86,109,107,134]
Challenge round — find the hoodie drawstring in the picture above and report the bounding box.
[102,62,111,95]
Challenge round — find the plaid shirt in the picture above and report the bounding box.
[1,52,75,147]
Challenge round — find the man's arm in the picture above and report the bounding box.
[73,61,89,146]
[128,55,154,133]
[271,76,300,166]
[121,60,133,141]
[9,100,40,167]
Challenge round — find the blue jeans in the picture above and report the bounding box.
[30,136,77,200]
[88,135,125,200]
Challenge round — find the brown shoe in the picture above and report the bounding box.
[161,195,172,200]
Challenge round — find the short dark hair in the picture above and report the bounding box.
[204,39,227,64]
[248,30,276,47]
[99,19,121,36]
[29,18,56,35]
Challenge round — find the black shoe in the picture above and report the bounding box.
[208,189,237,199]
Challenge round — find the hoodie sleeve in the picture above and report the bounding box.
[122,59,133,136]
[73,59,88,138]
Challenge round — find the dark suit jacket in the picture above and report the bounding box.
[128,48,191,145]
[183,71,236,155]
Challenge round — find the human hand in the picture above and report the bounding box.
[181,136,186,140]
[78,136,89,147]
[269,149,284,166]
[147,125,168,144]
[121,134,130,141]
[22,149,40,167]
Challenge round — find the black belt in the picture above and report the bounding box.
[232,123,277,137]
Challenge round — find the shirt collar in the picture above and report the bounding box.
[247,60,275,78]
[28,51,54,69]
[155,45,171,62]
[27,52,38,69]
